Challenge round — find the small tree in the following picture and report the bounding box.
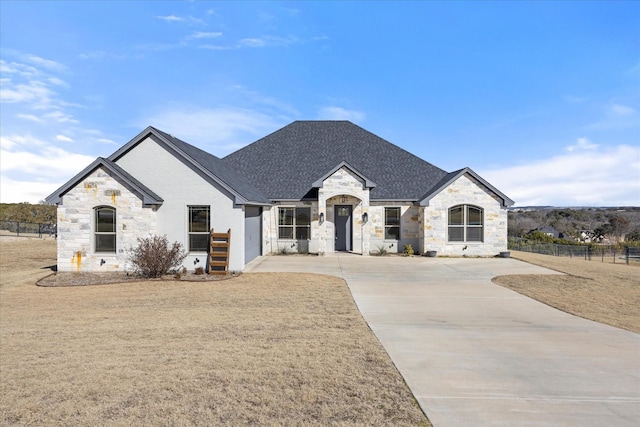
[626,228,640,242]
[127,235,187,278]
[523,230,555,243]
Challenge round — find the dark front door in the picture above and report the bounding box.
[334,205,352,251]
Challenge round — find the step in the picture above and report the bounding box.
[209,261,227,267]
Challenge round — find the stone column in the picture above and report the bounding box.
[317,191,327,255]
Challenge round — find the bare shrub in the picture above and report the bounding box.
[127,235,187,278]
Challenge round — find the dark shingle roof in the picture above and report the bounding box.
[223,121,449,200]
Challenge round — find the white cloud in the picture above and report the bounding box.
[155,14,204,25]
[43,110,78,123]
[0,53,79,118]
[0,146,94,178]
[16,113,44,123]
[586,102,639,130]
[610,103,635,116]
[47,77,68,87]
[239,38,266,48]
[186,31,223,40]
[78,50,127,61]
[55,134,73,142]
[0,135,96,203]
[1,134,48,149]
[0,135,18,150]
[198,44,231,51]
[78,50,107,60]
[237,35,299,48]
[23,54,67,72]
[0,175,63,204]
[565,137,597,152]
[156,14,184,22]
[317,106,366,122]
[0,79,55,105]
[137,107,285,154]
[480,140,640,206]
[0,60,38,76]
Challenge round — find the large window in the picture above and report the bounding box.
[95,206,116,252]
[278,207,310,239]
[385,207,401,240]
[189,206,210,252]
[448,205,483,242]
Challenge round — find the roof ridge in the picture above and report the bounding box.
[223,120,449,200]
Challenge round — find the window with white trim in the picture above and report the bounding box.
[385,207,401,240]
[448,205,483,242]
[188,206,210,252]
[95,206,116,252]
[278,207,310,239]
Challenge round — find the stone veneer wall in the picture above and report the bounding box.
[318,167,369,254]
[265,167,372,255]
[264,201,317,255]
[423,174,507,256]
[368,203,420,254]
[57,167,157,272]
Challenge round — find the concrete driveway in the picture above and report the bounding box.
[245,254,640,427]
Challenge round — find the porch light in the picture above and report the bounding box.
[319,212,325,223]
[362,212,368,223]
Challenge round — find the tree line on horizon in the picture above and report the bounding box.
[1,203,639,243]
[509,207,640,243]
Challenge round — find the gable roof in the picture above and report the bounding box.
[46,122,514,208]
[45,157,163,205]
[223,121,449,200]
[311,161,377,189]
[418,167,515,208]
[108,127,270,205]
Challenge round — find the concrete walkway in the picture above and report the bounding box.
[245,254,640,427]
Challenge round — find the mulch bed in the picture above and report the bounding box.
[37,271,240,287]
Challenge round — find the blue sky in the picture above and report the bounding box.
[1,1,638,206]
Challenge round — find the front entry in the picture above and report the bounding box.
[334,205,352,251]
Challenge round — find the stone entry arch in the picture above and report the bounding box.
[319,194,369,255]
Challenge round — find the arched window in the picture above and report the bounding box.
[448,205,483,242]
[95,206,116,252]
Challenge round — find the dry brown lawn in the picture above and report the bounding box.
[493,250,640,333]
[0,237,429,426]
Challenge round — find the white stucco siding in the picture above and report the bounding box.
[423,174,507,256]
[114,137,245,271]
[56,167,157,272]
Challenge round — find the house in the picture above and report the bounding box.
[46,121,514,272]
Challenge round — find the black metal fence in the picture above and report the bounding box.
[509,241,640,265]
[0,221,56,238]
